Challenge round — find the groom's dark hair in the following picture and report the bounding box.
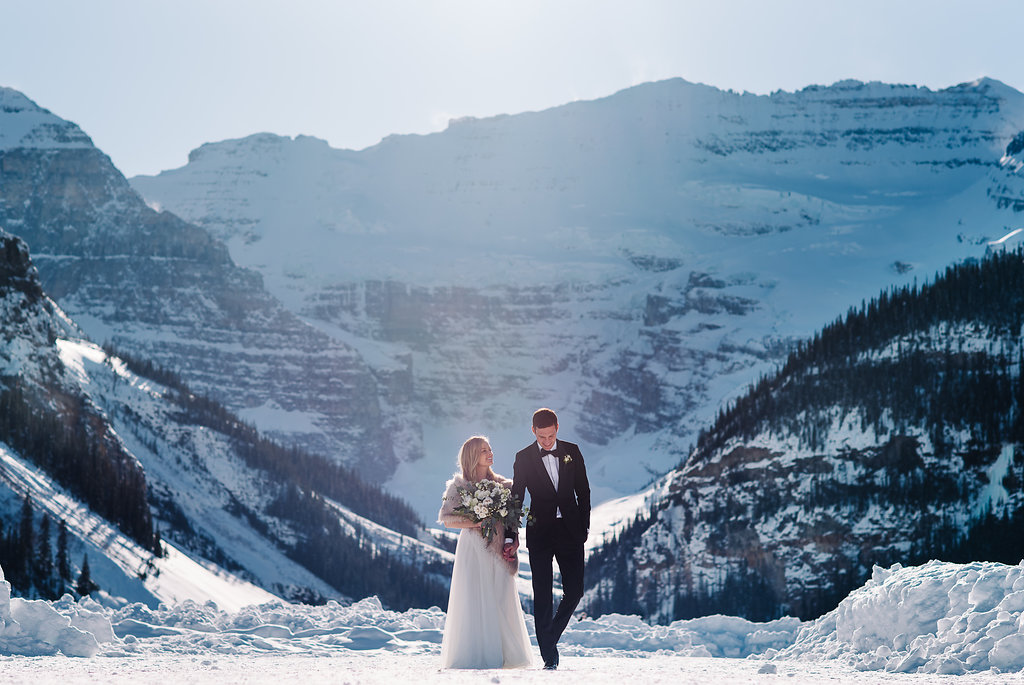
[532,408,558,429]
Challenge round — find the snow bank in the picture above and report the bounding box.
[0,565,110,656]
[104,596,447,654]
[0,574,795,660]
[775,560,1024,674]
[101,597,799,658]
[564,612,800,657]
[6,558,1024,674]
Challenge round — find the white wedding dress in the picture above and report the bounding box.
[440,526,534,669]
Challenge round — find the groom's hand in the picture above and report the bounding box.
[502,541,518,561]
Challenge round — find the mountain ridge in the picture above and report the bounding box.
[129,75,1024,519]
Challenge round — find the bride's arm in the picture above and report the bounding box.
[438,481,482,529]
[441,517,482,529]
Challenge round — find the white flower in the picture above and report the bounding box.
[499,508,508,517]
[474,504,490,519]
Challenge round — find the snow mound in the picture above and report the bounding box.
[100,596,799,658]
[0,566,111,657]
[776,560,1024,674]
[104,595,447,655]
[6,558,1024,673]
[0,569,795,660]
[563,612,800,657]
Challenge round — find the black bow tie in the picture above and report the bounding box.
[540,449,556,457]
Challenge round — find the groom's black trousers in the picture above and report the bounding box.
[529,518,585,653]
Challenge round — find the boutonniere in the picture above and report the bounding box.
[562,454,572,465]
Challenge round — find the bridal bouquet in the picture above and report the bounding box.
[453,479,523,543]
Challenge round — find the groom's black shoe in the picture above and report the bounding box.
[543,646,559,670]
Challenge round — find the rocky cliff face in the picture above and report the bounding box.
[0,87,407,480]
[130,78,1024,516]
[0,229,78,381]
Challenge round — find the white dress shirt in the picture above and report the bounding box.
[540,441,560,489]
[539,441,562,518]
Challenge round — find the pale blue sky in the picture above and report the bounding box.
[2,0,1022,177]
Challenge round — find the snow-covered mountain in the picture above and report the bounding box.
[0,86,411,482]
[584,246,1024,623]
[0,228,258,608]
[129,77,1024,519]
[0,229,450,610]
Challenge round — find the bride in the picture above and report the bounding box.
[437,436,533,669]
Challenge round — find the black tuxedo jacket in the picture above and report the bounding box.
[510,439,591,548]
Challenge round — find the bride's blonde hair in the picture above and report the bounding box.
[459,435,496,482]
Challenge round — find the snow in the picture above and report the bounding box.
[236,400,325,435]
[0,565,100,657]
[0,87,93,151]
[5,654,999,684]
[0,442,276,613]
[585,484,665,553]
[988,227,1024,246]
[777,560,1024,674]
[987,227,1024,256]
[3,558,1024,681]
[974,443,1013,519]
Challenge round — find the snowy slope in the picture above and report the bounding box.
[0,229,278,610]
[50,337,456,604]
[131,78,1024,522]
[51,339,337,599]
[0,443,274,612]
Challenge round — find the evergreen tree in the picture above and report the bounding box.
[34,514,54,598]
[0,382,160,555]
[18,495,34,560]
[11,494,35,590]
[56,519,71,586]
[75,554,97,597]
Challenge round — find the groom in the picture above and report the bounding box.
[504,408,591,670]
